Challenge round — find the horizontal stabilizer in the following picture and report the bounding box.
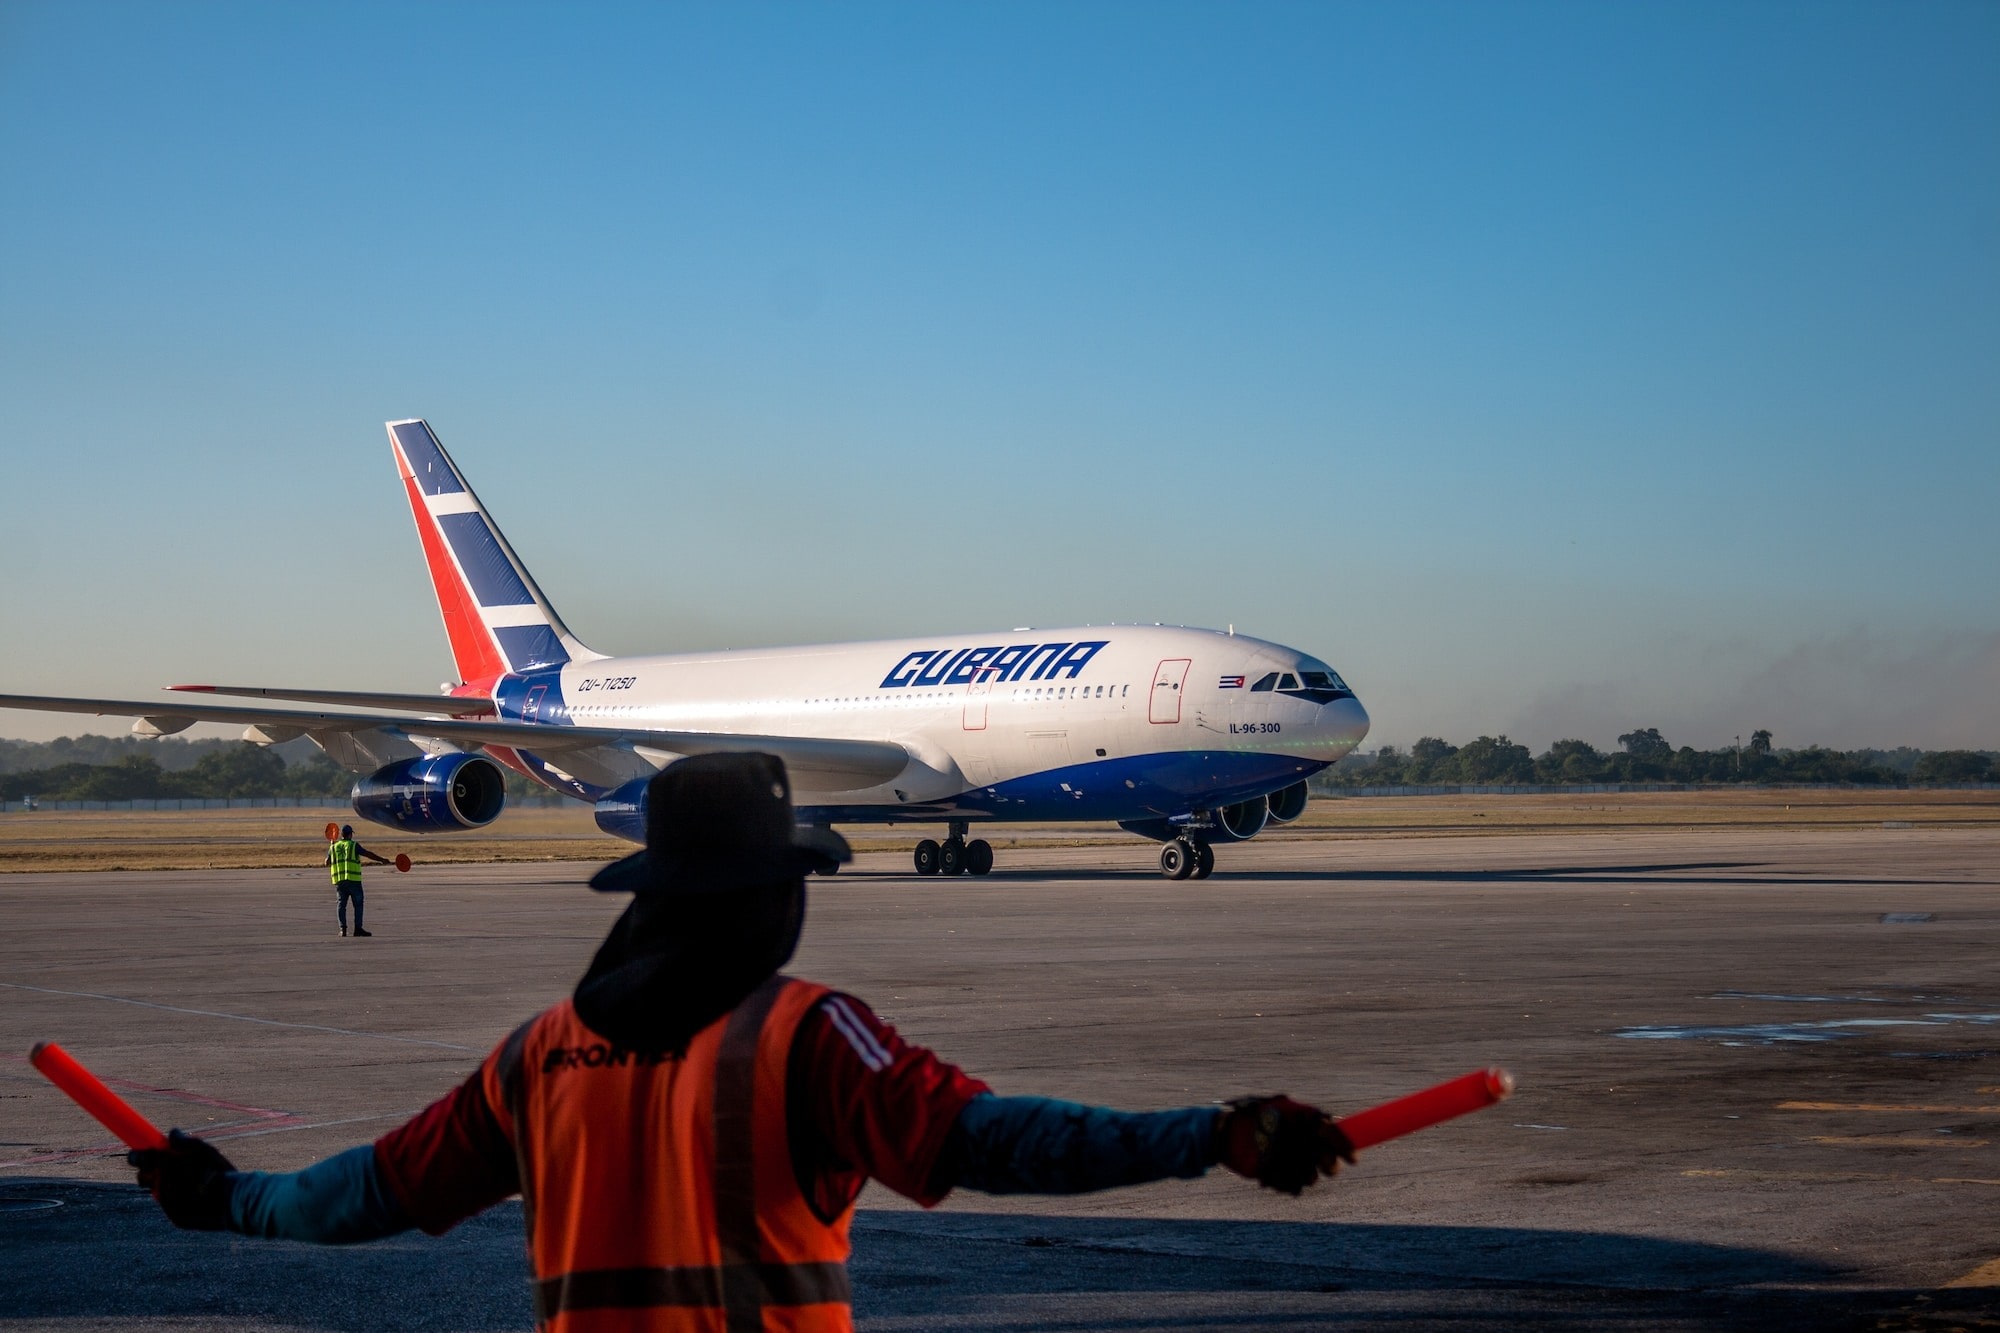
[168,685,495,714]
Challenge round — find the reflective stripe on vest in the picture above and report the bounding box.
[490,977,853,1333]
[329,839,363,885]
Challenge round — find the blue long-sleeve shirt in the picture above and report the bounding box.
[229,1146,411,1243]
[943,1095,1222,1194]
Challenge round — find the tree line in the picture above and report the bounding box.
[2,730,1994,803]
[0,733,324,775]
[0,736,555,803]
[1321,729,1997,788]
[0,745,354,802]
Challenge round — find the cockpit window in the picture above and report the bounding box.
[1249,672,1279,692]
[1277,673,1299,690]
[1301,670,1346,691]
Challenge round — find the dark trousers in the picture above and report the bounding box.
[337,883,364,933]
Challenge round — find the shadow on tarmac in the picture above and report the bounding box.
[843,861,1971,888]
[5,1181,1979,1331]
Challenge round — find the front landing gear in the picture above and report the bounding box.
[915,822,994,877]
[1159,838,1215,880]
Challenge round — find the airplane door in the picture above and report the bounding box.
[962,667,999,730]
[1149,659,1192,724]
[523,684,547,723]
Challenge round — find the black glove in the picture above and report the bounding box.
[1216,1095,1356,1195]
[128,1129,238,1230]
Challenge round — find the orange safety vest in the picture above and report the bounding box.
[484,976,853,1333]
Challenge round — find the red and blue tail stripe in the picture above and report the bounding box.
[387,420,595,687]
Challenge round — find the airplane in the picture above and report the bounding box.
[1,420,1370,879]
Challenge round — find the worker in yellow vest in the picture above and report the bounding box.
[324,824,391,938]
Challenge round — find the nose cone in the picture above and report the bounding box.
[1315,694,1370,759]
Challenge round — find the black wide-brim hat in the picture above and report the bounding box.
[589,752,850,895]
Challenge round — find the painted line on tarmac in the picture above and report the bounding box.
[3,1119,297,1169]
[1684,1168,2000,1185]
[0,1050,303,1122]
[207,1110,424,1143]
[0,981,474,1051]
[1777,1100,2000,1113]
[1806,1135,1989,1148]
[3,1048,305,1118]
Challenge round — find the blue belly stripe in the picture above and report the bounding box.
[797,750,1328,828]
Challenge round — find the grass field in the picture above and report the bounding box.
[1,788,1993,873]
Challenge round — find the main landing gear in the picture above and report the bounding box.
[915,821,994,877]
[1159,837,1215,881]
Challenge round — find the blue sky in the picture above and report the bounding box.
[2,1,1994,751]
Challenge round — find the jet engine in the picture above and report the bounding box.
[1266,780,1310,824]
[1119,795,1270,845]
[1211,796,1270,843]
[594,776,649,844]
[351,754,506,833]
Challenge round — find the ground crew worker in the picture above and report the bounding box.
[324,824,390,938]
[134,754,1354,1330]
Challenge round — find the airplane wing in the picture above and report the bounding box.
[167,684,497,713]
[0,693,910,792]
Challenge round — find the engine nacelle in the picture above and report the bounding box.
[1120,796,1270,845]
[351,754,506,833]
[1211,796,1270,843]
[1266,780,1310,824]
[594,776,649,845]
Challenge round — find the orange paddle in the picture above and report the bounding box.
[28,1042,169,1152]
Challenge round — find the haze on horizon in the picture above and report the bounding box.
[1,3,1994,756]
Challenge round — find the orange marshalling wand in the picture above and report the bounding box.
[29,1041,1507,1160]
[28,1041,169,1152]
[1338,1067,1515,1151]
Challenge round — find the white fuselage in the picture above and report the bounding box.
[493,624,1368,825]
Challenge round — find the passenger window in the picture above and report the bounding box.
[1278,674,1298,690]
[1250,673,1278,692]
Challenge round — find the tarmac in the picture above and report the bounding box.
[2,826,1997,1330]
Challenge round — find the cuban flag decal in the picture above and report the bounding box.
[1218,675,1246,689]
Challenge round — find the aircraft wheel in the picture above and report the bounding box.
[815,860,841,876]
[966,839,994,876]
[1160,840,1196,880]
[940,839,966,876]
[1192,842,1215,879]
[914,839,941,876]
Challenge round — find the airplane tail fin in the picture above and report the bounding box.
[386,419,604,685]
